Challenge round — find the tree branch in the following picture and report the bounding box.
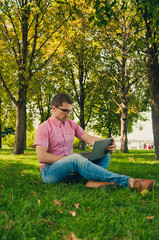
[0,72,17,105]
[29,36,65,79]
[4,0,21,55]
[85,95,95,127]
[127,78,143,104]
[33,15,71,61]
[0,17,19,66]
[29,13,39,71]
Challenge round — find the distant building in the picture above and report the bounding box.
[115,138,154,150]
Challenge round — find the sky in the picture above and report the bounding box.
[127,111,153,141]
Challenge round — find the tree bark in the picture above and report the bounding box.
[0,98,1,148]
[146,44,159,160]
[120,105,129,153]
[78,60,86,150]
[13,101,26,154]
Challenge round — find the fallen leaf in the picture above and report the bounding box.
[87,206,91,211]
[38,199,40,205]
[21,170,26,173]
[9,193,12,201]
[74,203,79,209]
[58,209,63,214]
[63,232,81,240]
[1,185,3,188]
[54,200,61,206]
[5,226,10,230]
[42,219,54,226]
[146,216,154,220]
[32,192,37,195]
[69,211,77,217]
[34,181,39,184]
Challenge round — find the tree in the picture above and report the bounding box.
[88,92,121,138]
[92,0,149,152]
[28,69,62,124]
[0,0,71,153]
[135,0,159,159]
[51,1,101,150]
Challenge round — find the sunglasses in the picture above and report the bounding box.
[55,105,73,114]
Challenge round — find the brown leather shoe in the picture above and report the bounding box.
[133,179,155,192]
[85,180,117,189]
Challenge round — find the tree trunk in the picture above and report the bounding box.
[79,112,85,150]
[78,60,86,151]
[79,139,85,150]
[146,45,159,160]
[120,105,129,153]
[0,98,1,148]
[13,102,26,154]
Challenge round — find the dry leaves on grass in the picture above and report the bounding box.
[69,211,77,217]
[54,200,79,217]
[58,209,63,214]
[63,232,81,240]
[35,218,54,229]
[54,200,62,206]
[145,216,154,220]
[74,203,80,209]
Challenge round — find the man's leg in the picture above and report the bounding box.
[93,154,110,170]
[41,153,129,187]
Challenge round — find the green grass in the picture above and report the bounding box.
[0,148,159,240]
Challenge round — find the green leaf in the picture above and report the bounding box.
[88,15,95,22]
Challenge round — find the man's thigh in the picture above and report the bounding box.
[41,154,84,183]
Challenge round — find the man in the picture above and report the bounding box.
[34,93,155,191]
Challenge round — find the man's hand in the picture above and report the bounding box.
[106,139,116,154]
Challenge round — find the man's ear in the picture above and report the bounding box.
[52,105,56,112]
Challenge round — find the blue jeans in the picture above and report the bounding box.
[41,153,130,187]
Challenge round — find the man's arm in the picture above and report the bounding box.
[80,132,101,146]
[36,145,64,164]
[81,132,116,154]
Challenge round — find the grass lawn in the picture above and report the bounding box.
[0,148,159,240]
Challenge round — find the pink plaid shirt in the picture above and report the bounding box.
[34,116,85,170]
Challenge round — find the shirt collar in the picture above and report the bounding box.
[51,116,66,126]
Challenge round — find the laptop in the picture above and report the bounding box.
[79,138,113,161]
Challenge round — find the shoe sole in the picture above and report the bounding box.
[85,183,117,189]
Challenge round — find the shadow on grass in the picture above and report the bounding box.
[0,147,36,155]
[112,150,156,163]
[1,160,159,189]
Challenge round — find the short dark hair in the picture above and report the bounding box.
[52,93,73,106]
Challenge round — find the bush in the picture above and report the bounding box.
[26,130,35,147]
[2,134,15,147]
[2,130,36,148]
[73,137,79,149]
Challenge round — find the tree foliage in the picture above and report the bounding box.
[0,0,71,153]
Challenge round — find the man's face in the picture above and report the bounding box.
[52,102,73,122]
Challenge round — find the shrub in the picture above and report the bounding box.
[2,134,15,147]
[26,130,35,147]
[73,137,79,149]
[2,130,36,148]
